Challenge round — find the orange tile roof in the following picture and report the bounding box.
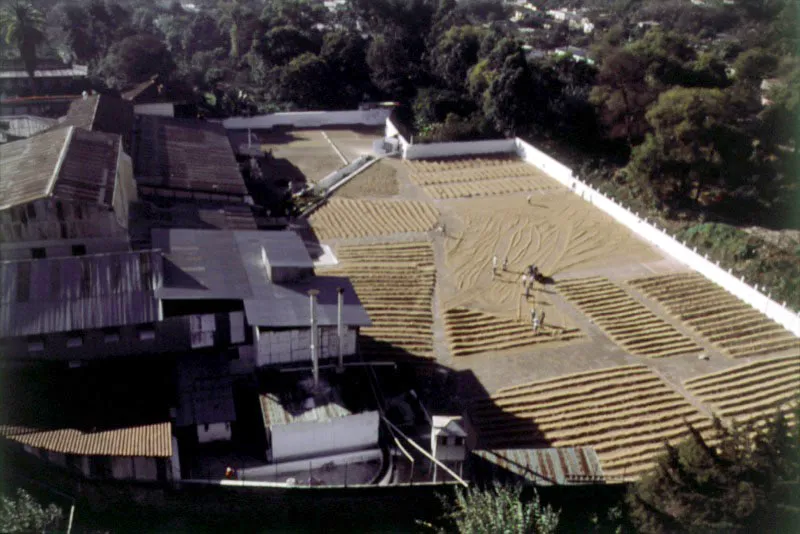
[0,423,172,457]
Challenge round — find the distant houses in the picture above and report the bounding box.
[0,59,89,98]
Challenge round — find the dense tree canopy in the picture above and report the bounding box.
[628,406,800,533]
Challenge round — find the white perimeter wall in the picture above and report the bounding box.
[384,118,516,159]
[270,411,380,462]
[405,139,516,160]
[197,422,232,443]
[134,103,175,117]
[513,138,800,336]
[224,109,391,130]
[255,327,357,367]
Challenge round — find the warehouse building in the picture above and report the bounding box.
[0,126,135,243]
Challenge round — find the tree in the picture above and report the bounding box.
[366,31,419,99]
[255,25,317,67]
[733,48,779,84]
[429,25,485,92]
[320,29,372,107]
[0,489,62,533]
[590,49,657,146]
[626,87,753,207]
[260,0,327,33]
[276,52,331,109]
[628,406,800,534]
[483,51,558,137]
[217,0,246,59]
[429,483,560,534]
[0,0,45,92]
[98,34,176,90]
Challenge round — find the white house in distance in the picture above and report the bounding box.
[431,415,467,481]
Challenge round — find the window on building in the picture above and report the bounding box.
[89,456,111,479]
[27,337,44,353]
[16,262,31,303]
[438,435,448,446]
[31,247,46,259]
[71,244,86,256]
[138,327,156,341]
[454,437,464,446]
[103,329,120,343]
[204,424,209,432]
[67,336,83,348]
[26,204,36,220]
[66,454,81,472]
[56,202,64,221]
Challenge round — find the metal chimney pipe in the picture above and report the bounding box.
[337,287,344,372]
[308,289,320,387]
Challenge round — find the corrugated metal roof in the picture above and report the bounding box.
[473,447,604,485]
[54,128,120,205]
[53,95,134,150]
[154,228,253,299]
[0,127,69,210]
[243,276,372,328]
[0,126,121,210]
[0,249,162,337]
[260,386,351,427]
[133,115,247,196]
[152,228,370,328]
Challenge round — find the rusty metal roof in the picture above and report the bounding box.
[0,126,121,210]
[473,447,604,485]
[54,128,121,205]
[0,249,163,337]
[133,115,248,197]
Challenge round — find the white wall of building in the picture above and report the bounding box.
[514,137,800,336]
[224,109,391,130]
[239,448,382,480]
[404,139,516,160]
[112,456,135,479]
[270,411,379,462]
[197,421,232,443]
[134,103,175,117]
[255,326,357,367]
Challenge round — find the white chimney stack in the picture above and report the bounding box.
[308,289,320,388]
[337,287,344,372]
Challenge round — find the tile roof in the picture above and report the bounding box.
[0,366,173,457]
[0,126,121,210]
[0,249,163,337]
[133,116,248,196]
[0,423,172,457]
